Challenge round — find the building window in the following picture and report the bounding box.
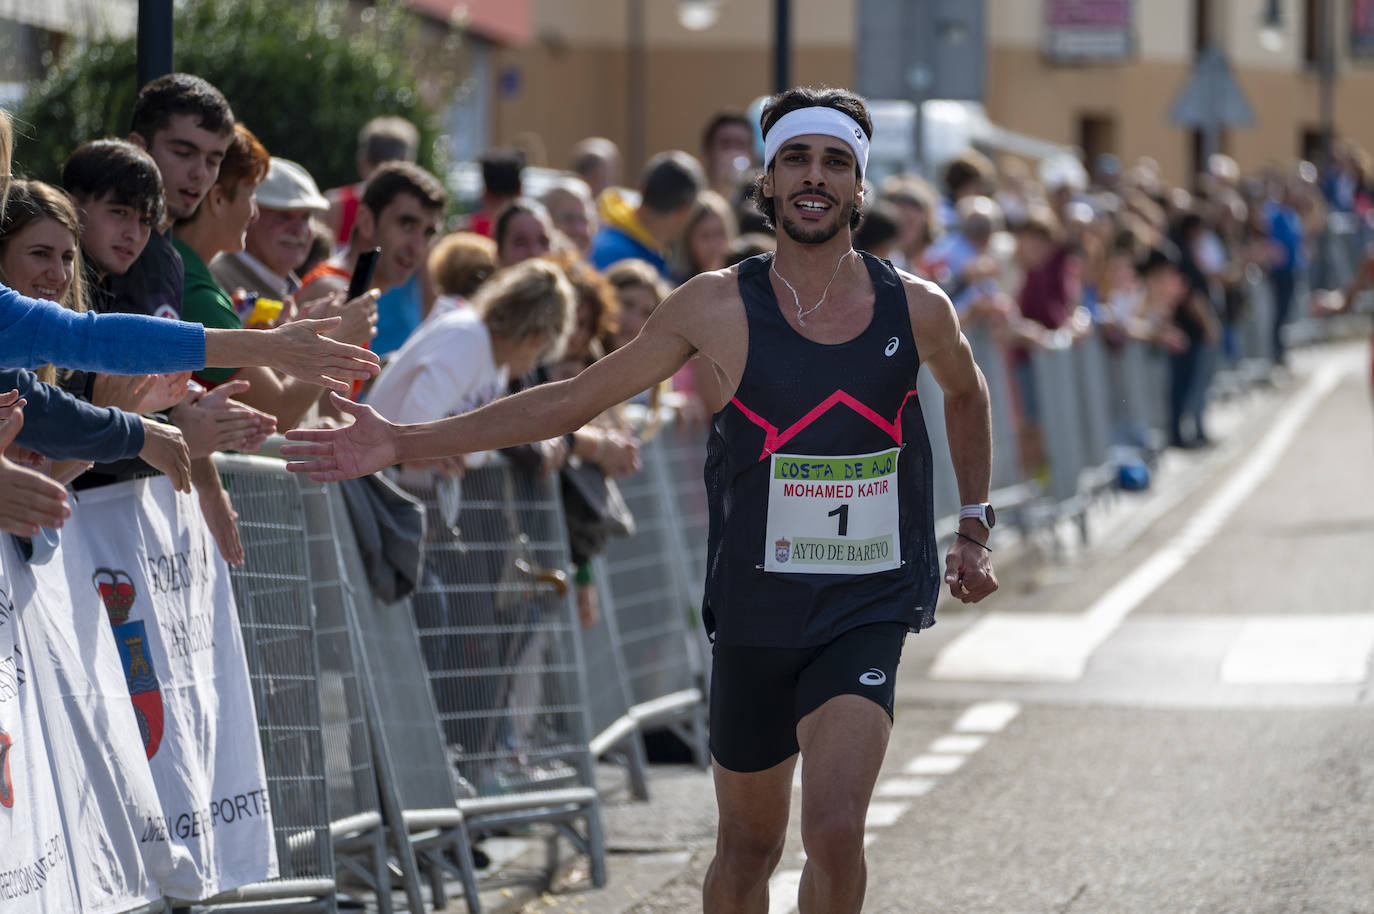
[1078,114,1117,171]
[1194,0,1213,53]
[1300,127,1324,162]
[1304,0,1322,66]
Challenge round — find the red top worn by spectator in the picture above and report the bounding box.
[332,182,362,245]
[1018,246,1074,332]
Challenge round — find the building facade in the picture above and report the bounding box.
[488,0,1374,184]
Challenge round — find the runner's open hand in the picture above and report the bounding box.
[281,393,399,481]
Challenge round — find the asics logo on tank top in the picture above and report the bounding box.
[884,336,900,357]
[859,668,887,686]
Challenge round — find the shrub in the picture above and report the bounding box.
[14,0,453,191]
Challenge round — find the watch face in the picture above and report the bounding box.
[985,504,996,528]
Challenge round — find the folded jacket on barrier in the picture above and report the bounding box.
[340,472,426,603]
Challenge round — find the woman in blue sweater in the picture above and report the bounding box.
[0,109,377,534]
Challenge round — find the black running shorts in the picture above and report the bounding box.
[708,622,907,773]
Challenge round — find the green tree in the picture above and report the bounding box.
[14,0,453,190]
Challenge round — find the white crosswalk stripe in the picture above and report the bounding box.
[1221,616,1374,684]
[929,366,1344,683]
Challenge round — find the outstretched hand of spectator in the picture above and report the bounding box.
[170,380,277,456]
[92,373,159,412]
[298,290,380,346]
[592,429,642,478]
[0,389,21,418]
[193,458,244,567]
[0,406,72,536]
[281,393,399,481]
[261,318,380,392]
[138,419,192,493]
[138,372,193,413]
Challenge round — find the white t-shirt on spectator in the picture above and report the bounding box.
[366,307,508,424]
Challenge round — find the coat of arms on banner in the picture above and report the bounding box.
[775,538,791,564]
[94,568,163,759]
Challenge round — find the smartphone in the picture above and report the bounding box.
[346,247,381,300]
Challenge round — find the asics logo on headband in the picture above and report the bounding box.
[763,106,871,176]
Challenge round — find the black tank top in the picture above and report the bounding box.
[702,252,939,648]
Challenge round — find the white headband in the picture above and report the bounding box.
[763,106,870,176]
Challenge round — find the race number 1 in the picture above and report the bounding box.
[764,448,901,575]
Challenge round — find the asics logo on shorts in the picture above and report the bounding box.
[859,668,887,686]
[884,337,900,357]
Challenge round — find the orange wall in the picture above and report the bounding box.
[488,27,1374,185]
[491,43,850,174]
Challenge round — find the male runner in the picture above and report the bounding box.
[284,86,998,913]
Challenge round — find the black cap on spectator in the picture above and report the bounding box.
[481,149,526,198]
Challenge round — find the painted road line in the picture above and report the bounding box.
[930,734,988,754]
[864,801,911,828]
[876,777,939,797]
[1221,615,1374,684]
[903,753,966,776]
[768,870,803,914]
[930,365,1344,682]
[953,700,1022,733]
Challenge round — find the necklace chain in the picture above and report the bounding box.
[771,250,856,326]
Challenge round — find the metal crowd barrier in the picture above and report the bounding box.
[297,478,425,914]
[1310,211,1370,294]
[582,561,651,799]
[318,482,477,912]
[595,428,711,768]
[404,458,608,890]
[209,454,335,912]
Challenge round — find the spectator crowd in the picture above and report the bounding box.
[3,68,1372,904]
[4,68,1371,643]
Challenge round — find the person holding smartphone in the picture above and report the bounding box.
[296,160,446,363]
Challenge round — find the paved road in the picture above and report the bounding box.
[498,342,1374,914]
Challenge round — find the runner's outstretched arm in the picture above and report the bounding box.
[281,293,699,481]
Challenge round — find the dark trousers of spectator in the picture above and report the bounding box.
[1269,268,1297,366]
[1170,341,1212,446]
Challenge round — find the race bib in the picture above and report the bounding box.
[764,448,901,575]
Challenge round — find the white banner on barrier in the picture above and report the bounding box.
[0,536,81,913]
[72,477,278,900]
[25,518,171,913]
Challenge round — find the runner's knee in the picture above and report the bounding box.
[715,822,787,873]
[800,811,865,872]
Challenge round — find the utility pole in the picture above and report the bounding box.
[627,0,646,172]
[773,0,791,93]
[1318,0,1337,165]
[136,0,173,88]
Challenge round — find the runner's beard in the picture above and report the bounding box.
[779,197,854,245]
